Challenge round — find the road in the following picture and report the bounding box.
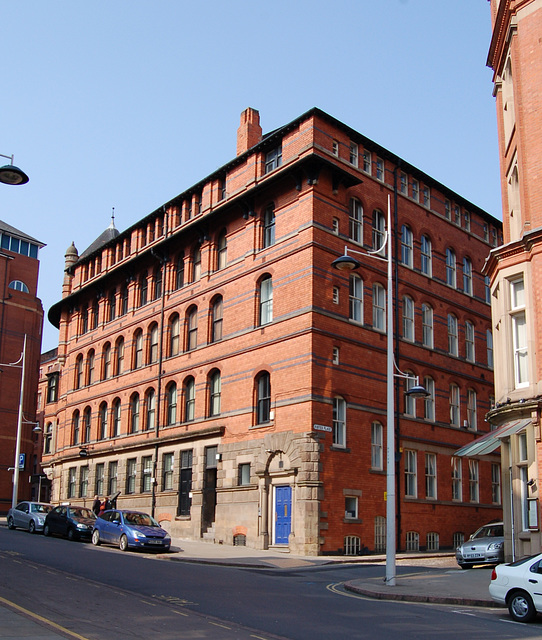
[0,527,540,639]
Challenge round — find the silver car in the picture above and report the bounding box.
[456,521,504,569]
[7,501,54,533]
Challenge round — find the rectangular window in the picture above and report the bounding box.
[425,454,437,499]
[468,459,479,502]
[108,461,118,496]
[423,377,435,421]
[467,389,477,430]
[371,422,383,470]
[95,463,105,496]
[333,397,346,447]
[510,278,528,387]
[449,384,460,426]
[345,496,358,519]
[178,450,193,517]
[422,186,430,208]
[376,157,384,181]
[349,142,358,167]
[126,458,137,494]
[68,468,76,499]
[411,179,419,202]
[142,455,153,492]
[332,347,340,365]
[452,458,462,501]
[79,465,89,498]
[465,321,475,363]
[238,463,251,486]
[404,450,417,497]
[372,283,386,331]
[399,172,407,195]
[349,274,363,323]
[363,150,371,173]
[163,452,174,491]
[264,145,282,173]
[444,199,451,219]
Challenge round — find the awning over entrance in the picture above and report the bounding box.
[454,418,531,457]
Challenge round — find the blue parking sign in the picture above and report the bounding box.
[18,453,25,470]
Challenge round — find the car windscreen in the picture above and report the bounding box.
[71,508,95,519]
[473,525,503,539]
[124,512,157,527]
[32,504,52,513]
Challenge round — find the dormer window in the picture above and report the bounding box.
[265,145,282,174]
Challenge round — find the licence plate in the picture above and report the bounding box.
[148,539,163,544]
[465,553,483,558]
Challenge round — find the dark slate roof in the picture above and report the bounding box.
[78,223,120,261]
[0,219,45,247]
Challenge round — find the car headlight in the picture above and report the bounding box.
[76,523,89,530]
[488,542,503,550]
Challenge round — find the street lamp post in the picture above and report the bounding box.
[332,195,428,586]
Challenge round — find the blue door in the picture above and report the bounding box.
[275,485,292,545]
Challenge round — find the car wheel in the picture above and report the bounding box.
[508,590,537,623]
[91,530,101,546]
[29,520,36,534]
[67,527,77,541]
[119,534,129,552]
[7,516,15,530]
[43,523,50,536]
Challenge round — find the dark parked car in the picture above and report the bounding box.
[92,509,171,552]
[7,501,53,533]
[456,522,504,569]
[44,505,96,541]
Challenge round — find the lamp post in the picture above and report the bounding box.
[0,154,29,185]
[332,195,428,586]
[1,335,27,509]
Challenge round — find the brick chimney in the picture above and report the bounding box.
[236,108,262,156]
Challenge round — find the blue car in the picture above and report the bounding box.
[91,509,171,552]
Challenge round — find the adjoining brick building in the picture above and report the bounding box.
[0,221,44,513]
[469,0,542,561]
[42,107,502,555]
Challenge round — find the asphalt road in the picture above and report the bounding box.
[0,527,540,639]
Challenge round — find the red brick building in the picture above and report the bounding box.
[0,221,44,513]
[42,108,502,555]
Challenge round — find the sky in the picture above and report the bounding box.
[1,0,501,352]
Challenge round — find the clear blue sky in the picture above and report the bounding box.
[1,0,500,351]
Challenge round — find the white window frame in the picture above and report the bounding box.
[420,235,432,276]
[402,295,415,342]
[349,198,363,244]
[449,383,460,426]
[333,397,346,447]
[349,274,363,323]
[465,320,475,363]
[446,248,456,288]
[401,225,413,267]
[510,278,528,388]
[448,314,458,356]
[371,421,383,470]
[452,457,462,501]
[425,453,437,499]
[422,303,433,348]
[373,283,386,331]
[424,376,435,421]
[468,459,479,503]
[404,450,417,497]
[467,388,477,430]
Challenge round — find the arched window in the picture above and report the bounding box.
[420,235,432,276]
[112,398,121,437]
[130,393,140,433]
[448,314,458,356]
[349,198,363,243]
[467,388,477,430]
[208,370,221,417]
[169,314,180,357]
[349,274,363,323]
[75,354,83,390]
[72,410,80,445]
[133,330,143,369]
[256,372,271,424]
[402,295,415,341]
[372,210,385,253]
[401,225,413,267]
[217,229,227,270]
[192,245,201,282]
[463,257,473,295]
[98,402,108,440]
[148,323,159,364]
[259,276,273,325]
[211,296,223,343]
[263,204,275,248]
[449,383,460,426]
[102,343,112,380]
[446,249,456,288]
[8,280,29,293]
[83,407,91,443]
[421,304,433,348]
[146,389,156,430]
[186,307,198,351]
[86,349,95,385]
[184,377,195,422]
[115,337,125,375]
[373,283,385,331]
[333,396,346,447]
[80,306,88,334]
[166,382,177,426]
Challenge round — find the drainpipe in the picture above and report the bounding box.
[151,207,168,518]
[508,440,515,561]
[393,166,402,552]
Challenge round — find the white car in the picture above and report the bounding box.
[489,553,542,622]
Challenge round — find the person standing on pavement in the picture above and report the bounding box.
[92,495,101,516]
